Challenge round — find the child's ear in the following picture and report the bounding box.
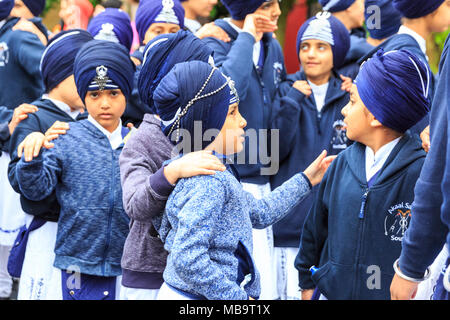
[370,118,383,128]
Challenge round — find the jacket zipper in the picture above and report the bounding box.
[101,149,115,275]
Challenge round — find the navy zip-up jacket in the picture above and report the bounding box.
[8,98,85,222]
[15,119,130,277]
[0,17,45,109]
[0,106,13,156]
[296,133,426,299]
[270,71,350,248]
[202,19,286,184]
[398,35,450,279]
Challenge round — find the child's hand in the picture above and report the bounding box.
[292,80,312,97]
[390,273,419,300]
[301,289,315,300]
[12,18,48,45]
[195,22,231,42]
[17,132,52,162]
[420,125,430,153]
[44,121,70,149]
[8,103,39,135]
[303,150,336,187]
[164,150,227,185]
[243,14,277,42]
[340,74,353,93]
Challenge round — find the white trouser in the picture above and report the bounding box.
[274,247,302,300]
[157,282,193,300]
[0,245,12,298]
[45,267,122,300]
[241,182,277,300]
[17,217,57,300]
[119,286,160,300]
[414,244,449,300]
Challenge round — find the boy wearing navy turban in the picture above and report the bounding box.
[15,40,135,300]
[202,0,284,299]
[319,0,373,79]
[296,49,431,300]
[6,30,92,300]
[269,12,352,300]
[391,35,450,301]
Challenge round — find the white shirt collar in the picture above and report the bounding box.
[0,20,6,29]
[365,137,402,182]
[42,94,80,120]
[184,18,202,33]
[397,25,427,58]
[87,115,123,150]
[308,81,329,112]
[224,17,261,67]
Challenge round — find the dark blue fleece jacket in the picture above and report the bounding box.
[0,17,45,109]
[296,133,426,299]
[270,71,351,248]
[398,35,450,279]
[8,98,86,222]
[202,19,286,184]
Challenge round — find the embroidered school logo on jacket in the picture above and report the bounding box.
[273,62,283,86]
[384,202,412,242]
[0,42,9,67]
[330,119,349,151]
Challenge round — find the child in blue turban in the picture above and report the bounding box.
[296,49,431,300]
[203,0,284,299]
[151,60,334,300]
[6,29,93,300]
[269,11,352,300]
[10,0,46,18]
[87,8,133,51]
[14,40,136,300]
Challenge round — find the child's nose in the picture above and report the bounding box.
[341,104,349,116]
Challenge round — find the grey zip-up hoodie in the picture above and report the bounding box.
[119,114,177,289]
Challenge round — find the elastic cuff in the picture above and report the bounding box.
[300,172,313,190]
[149,166,175,198]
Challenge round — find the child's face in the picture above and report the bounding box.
[84,89,126,133]
[254,0,281,26]
[341,84,373,142]
[10,0,34,19]
[346,0,365,29]
[299,40,333,80]
[425,0,450,33]
[212,103,247,155]
[56,75,85,112]
[184,0,217,18]
[144,23,180,44]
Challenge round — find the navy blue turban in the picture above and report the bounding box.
[319,0,355,12]
[138,30,214,114]
[153,61,232,150]
[355,49,431,133]
[40,29,93,93]
[296,12,350,69]
[393,0,444,19]
[0,0,14,20]
[22,0,46,17]
[87,8,133,51]
[221,0,272,20]
[135,0,185,44]
[365,0,402,40]
[74,40,136,103]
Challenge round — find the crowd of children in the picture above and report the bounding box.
[0,0,449,301]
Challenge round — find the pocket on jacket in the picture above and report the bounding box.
[56,208,110,263]
[311,261,354,300]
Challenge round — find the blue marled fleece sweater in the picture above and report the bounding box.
[154,166,311,300]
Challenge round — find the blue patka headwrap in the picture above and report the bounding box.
[135,0,185,44]
[87,8,133,51]
[355,49,431,133]
[319,0,355,12]
[365,0,402,40]
[0,0,14,20]
[138,30,214,114]
[153,61,233,150]
[22,0,46,17]
[393,0,444,19]
[40,29,93,93]
[296,11,350,69]
[74,40,136,103]
[221,0,271,20]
